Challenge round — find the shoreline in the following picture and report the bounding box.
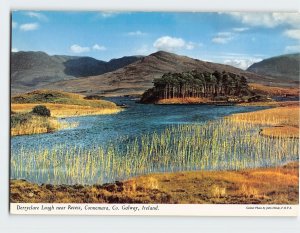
[10,101,299,203]
[229,103,299,138]
[11,103,122,118]
[10,162,299,204]
[10,89,123,136]
[11,103,122,137]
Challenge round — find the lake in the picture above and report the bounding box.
[11,97,268,151]
[10,98,299,185]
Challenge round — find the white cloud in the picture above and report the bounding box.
[20,23,39,31]
[233,27,249,32]
[70,44,90,53]
[154,36,185,51]
[284,29,300,40]
[25,12,48,21]
[285,45,300,53]
[212,32,234,44]
[12,21,17,29]
[153,36,196,52]
[92,44,106,51]
[223,58,263,70]
[127,30,147,36]
[11,48,18,52]
[227,13,300,28]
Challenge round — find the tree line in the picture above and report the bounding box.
[141,70,251,103]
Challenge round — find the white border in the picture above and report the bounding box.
[6,0,300,11]
[1,0,300,232]
[10,204,299,216]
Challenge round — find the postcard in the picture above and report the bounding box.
[10,11,299,216]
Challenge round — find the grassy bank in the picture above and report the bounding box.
[249,83,300,97]
[230,104,299,138]
[10,162,298,204]
[11,112,78,136]
[11,89,121,117]
[12,103,121,118]
[237,100,298,107]
[157,97,212,104]
[11,90,122,136]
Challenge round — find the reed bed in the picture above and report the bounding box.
[229,106,299,127]
[11,115,78,136]
[11,118,299,185]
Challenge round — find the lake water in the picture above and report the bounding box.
[12,98,299,185]
[11,97,268,152]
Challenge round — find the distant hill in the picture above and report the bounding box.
[11,51,142,94]
[43,51,282,96]
[247,53,300,84]
[12,51,299,97]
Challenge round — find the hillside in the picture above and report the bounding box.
[11,51,142,94]
[11,89,118,109]
[43,51,280,96]
[247,53,300,83]
[11,89,122,117]
[11,90,122,136]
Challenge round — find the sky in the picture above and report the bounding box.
[11,11,300,70]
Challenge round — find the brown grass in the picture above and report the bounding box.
[11,115,78,136]
[262,126,299,138]
[237,100,299,107]
[157,97,211,104]
[10,162,299,204]
[11,103,121,117]
[249,83,300,96]
[11,90,122,136]
[230,104,299,137]
[230,105,299,126]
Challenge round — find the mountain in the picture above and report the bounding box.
[43,51,283,96]
[247,53,300,83]
[11,51,142,94]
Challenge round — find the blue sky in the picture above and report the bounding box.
[11,11,300,69]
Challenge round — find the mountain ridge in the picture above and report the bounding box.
[42,51,288,96]
[11,51,142,94]
[11,51,299,96]
[247,53,300,82]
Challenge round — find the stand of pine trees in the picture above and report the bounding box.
[141,70,254,103]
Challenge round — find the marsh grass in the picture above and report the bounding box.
[11,113,78,136]
[229,106,299,127]
[10,118,299,185]
[10,162,299,204]
[230,105,299,138]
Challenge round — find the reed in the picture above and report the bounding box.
[10,118,299,185]
[11,115,78,136]
[229,106,299,127]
